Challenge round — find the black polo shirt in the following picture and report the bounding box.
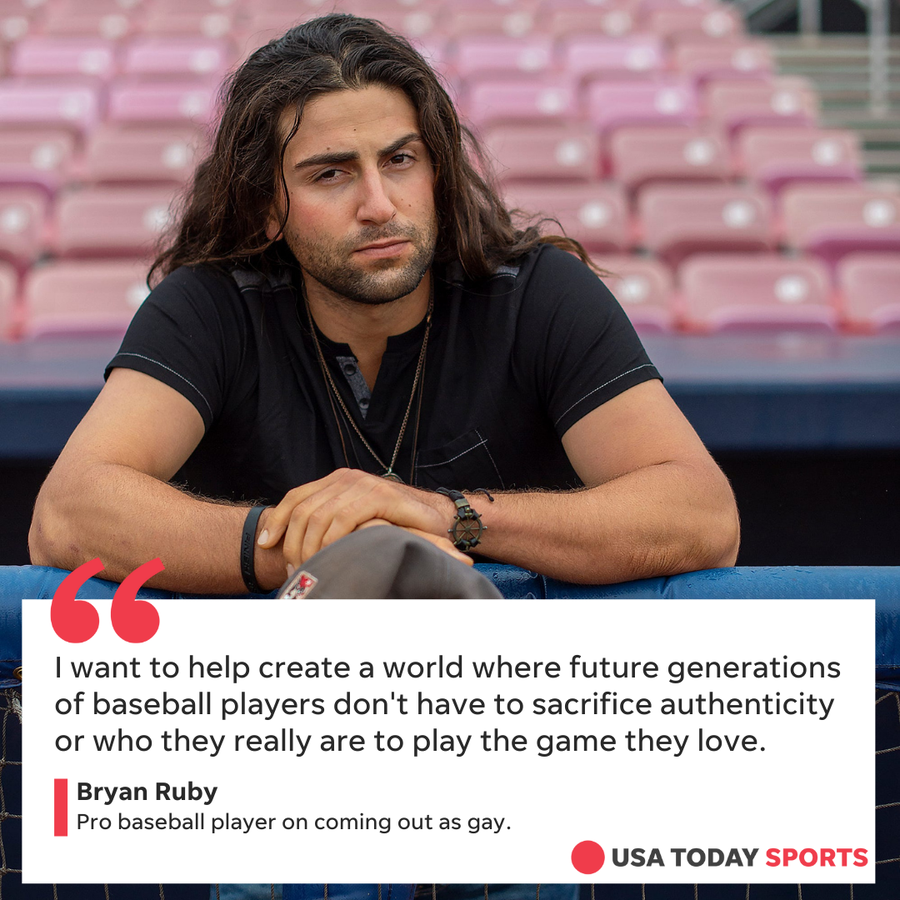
[107,243,660,504]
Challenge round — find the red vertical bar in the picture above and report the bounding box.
[54,779,67,836]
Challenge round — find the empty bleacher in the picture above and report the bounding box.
[0,0,896,342]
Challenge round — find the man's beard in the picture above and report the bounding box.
[284,216,438,306]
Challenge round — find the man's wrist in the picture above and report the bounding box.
[434,488,489,551]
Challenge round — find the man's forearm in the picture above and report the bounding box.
[441,460,739,584]
[29,462,286,594]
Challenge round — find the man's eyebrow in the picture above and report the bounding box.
[293,133,424,171]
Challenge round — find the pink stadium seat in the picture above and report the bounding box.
[594,253,675,331]
[504,182,630,251]
[455,36,554,80]
[0,260,17,340]
[466,78,579,127]
[705,78,819,136]
[837,253,900,333]
[41,0,139,40]
[637,0,717,11]
[121,36,234,79]
[679,253,836,332]
[107,80,218,125]
[781,183,900,268]
[638,183,773,268]
[0,130,76,196]
[141,7,236,39]
[445,8,541,39]
[672,39,774,84]
[643,6,743,41]
[546,2,638,40]
[355,8,441,41]
[54,186,177,258]
[561,35,666,83]
[608,126,731,191]
[0,81,101,136]
[0,5,39,46]
[484,124,599,181]
[22,258,150,339]
[83,126,203,185]
[9,36,117,79]
[586,79,700,138]
[737,127,863,194]
[0,186,48,269]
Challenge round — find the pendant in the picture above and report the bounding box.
[382,470,404,483]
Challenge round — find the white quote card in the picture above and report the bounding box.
[23,597,874,884]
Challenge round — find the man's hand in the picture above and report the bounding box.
[256,469,469,571]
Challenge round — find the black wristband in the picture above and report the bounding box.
[435,487,486,552]
[240,504,269,594]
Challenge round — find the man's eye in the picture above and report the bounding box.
[315,168,343,182]
[389,153,414,166]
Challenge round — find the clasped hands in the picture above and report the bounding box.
[255,468,472,583]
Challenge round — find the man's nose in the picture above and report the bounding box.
[356,170,397,225]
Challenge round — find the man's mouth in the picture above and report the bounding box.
[354,239,410,259]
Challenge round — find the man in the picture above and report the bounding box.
[29,14,739,593]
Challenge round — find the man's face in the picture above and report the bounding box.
[269,85,438,305]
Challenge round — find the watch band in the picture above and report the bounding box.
[240,504,270,594]
[435,488,486,552]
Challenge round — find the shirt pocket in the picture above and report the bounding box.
[414,428,505,491]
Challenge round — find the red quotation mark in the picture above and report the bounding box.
[50,558,164,643]
[571,841,605,874]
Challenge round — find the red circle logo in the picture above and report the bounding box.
[571,841,605,874]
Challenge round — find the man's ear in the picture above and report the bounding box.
[265,211,283,242]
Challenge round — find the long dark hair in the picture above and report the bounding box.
[150,13,591,285]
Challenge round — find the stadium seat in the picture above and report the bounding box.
[121,36,235,80]
[504,182,630,251]
[594,253,675,331]
[546,2,638,40]
[8,35,117,79]
[41,0,139,40]
[737,127,863,194]
[483,124,599,182]
[705,77,819,136]
[0,260,16,340]
[678,253,836,332]
[54,185,177,258]
[107,80,219,125]
[586,79,700,138]
[0,129,76,196]
[83,126,204,185]
[638,183,773,268]
[465,77,578,127]
[637,0,718,11]
[0,186,48,270]
[0,0,42,39]
[608,126,731,191]
[672,38,774,84]
[21,258,150,339]
[445,7,541,39]
[356,8,440,40]
[455,36,554,80]
[141,6,236,39]
[781,183,900,268]
[0,81,101,137]
[837,253,900,333]
[643,6,744,41]
[561,34,666,83]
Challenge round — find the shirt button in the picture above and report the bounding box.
[343,363,357,376]
[359,397,370,409]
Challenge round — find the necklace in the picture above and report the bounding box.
[305,288,433,484]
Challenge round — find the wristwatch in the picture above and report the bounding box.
[435,488,486,552]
